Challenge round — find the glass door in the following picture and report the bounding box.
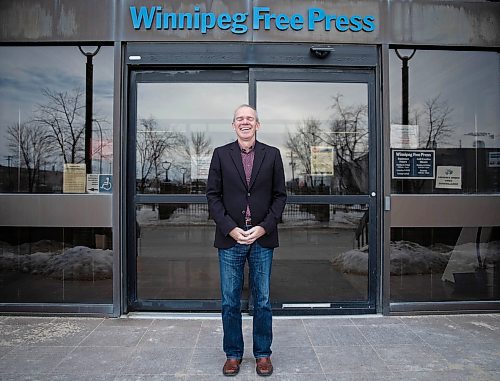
[127,67,377,314]
[253,69,377,313]
[127,69,250,311]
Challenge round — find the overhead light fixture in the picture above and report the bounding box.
[310,45,335,59]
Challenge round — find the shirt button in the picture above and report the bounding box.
[247,193,251,197]
[241,210,245,214]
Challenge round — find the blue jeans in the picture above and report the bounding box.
[218,241,273,359]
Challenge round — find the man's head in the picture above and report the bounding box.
[232,104,260,144]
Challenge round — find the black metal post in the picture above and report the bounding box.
[78,46,101,174]
[395,49,416,125]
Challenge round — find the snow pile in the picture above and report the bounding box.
[0,245,113,280]
[330,245,370,274]
[442,241,500,283]
[331,240,500,276]
[331,240,450,275]
[389,240,451,275]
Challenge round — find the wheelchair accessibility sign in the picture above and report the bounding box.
[87,174,113,194]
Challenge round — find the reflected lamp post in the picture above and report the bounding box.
[78,45,101,174]
[180,167,187,185]
[162,160,172,182]
[395,49,416,125]
[92,119,103,174]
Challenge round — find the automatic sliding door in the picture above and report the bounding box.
[255,70,377,312]
[128,68,377,313]
[128,70,249,310]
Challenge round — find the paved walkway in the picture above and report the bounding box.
[0,313,499,380]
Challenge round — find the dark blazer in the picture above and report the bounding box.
[206,140,287,249]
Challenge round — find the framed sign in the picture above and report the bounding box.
[392,150,435,179]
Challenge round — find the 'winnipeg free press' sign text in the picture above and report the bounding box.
[130,6,376,34]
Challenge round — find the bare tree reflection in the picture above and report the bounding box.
[136,117,179,193]
[327,94,369,194]
[285,118,323,187]
[412,95,453,149]
[6,121,54,192]
[34,88,86,164]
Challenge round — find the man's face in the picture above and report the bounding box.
[233,106,260,142]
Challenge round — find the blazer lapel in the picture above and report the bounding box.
[229,141,248,188]
[249,141,266,190]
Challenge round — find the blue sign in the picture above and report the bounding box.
[99,175,113,193]
[130,6,376,34]
[392,150,435,179]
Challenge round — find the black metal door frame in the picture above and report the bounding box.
[124,43,379,314]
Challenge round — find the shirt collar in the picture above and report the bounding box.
[238,143,254,154]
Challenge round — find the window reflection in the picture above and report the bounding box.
[257,82,369,195]
[0,226,113,303]
[275,203,369,302]
[136,203,217,300]
[0,46,114,193]
[135,80,248,194]
[135,202,370,302]
[389,50,500,194]
[390,226,500,302]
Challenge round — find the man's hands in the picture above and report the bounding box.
[229,226,266,245]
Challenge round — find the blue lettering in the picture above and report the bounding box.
[231,13,248,34]
[275,14,290,31]
[217,13,232,30]
[130,6,155,30]
[200,13,216,33]
[362,16,376,32]
[193,6,200,29]
[308,8,325,30]
[178,13,193,29]
[349,15,363,32]
[290,14,304,30]
[163,13,176,29]
[336,15,349,32]
[130,6,375,34]
[155,6,162,30]
[253,7,270,30]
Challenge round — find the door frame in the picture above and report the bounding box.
[123,43,381,315]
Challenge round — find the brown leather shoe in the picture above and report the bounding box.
[223,358,242,376]
[256,357,273,377]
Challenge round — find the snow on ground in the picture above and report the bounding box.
[0,243,113,280]
[331,240,500,276]
[136,204,364,228]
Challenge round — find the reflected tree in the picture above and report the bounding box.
[412,94,453,149]
[136,117,180,192]
[285,118,323,186]
[178,131,212,183]
[327,94,369,193]
[6,121,54,192]
[34,88,86,164]
[285,94,369,194]
[185,131,212,157]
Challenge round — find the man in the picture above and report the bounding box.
[206,104,287,377]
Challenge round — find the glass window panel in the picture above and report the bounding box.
[257,81,369,195]
[135,79,248,194]
[0,226,113,303]
[136,202,370,303]
[389,50,500,194]
[0,46,114,193]
[274,203,370,302]
[390,226,500,302]
[136,203,219,300]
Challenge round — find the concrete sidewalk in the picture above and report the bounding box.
[0,313,499,380]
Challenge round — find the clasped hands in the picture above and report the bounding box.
[229,226,266,245]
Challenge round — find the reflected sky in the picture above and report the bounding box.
[1,46,498,171]
[389,50,500,148]
[0,46,114,167]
